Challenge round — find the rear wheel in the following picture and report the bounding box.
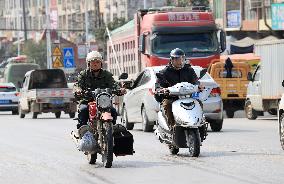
[55,112,61,118]
[187,129,200,157]
[141,107,154,132]
[69,112,76,118]
[245,100,257,120]
[122,106,134,130]
[226,109,234,118]
[209,119,223,132]
[32,112,38,119]
[279,114,284,150]
[12,110,18,115]
[87,153,97,164]
[168,145,179,155]
[102,122,113,168]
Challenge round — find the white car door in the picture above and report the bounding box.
[19,76,29,111]
[248,66,263,111]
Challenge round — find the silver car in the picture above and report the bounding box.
[122,66,223,132]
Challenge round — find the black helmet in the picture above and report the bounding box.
[170,48,185,59]
[170,48,187,69]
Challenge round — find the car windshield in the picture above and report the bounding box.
[154,68,211,80]
[0,86,16,92]
[151,32,218,55]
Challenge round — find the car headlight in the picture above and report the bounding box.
[97,94,112,109]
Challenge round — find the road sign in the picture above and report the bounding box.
[63,47,75,68]
[64,58,75,68]
[53,46,62,56]
[53,57,63,68]
[63,48,74,59]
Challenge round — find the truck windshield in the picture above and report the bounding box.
[152,32,218,55]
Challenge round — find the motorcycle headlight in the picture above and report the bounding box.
[97,94,112,109]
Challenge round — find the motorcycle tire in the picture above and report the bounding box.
[87,153,97,164]
[102,122,113,168]
[169,145,179,155]
[279,114,284,150]
[187,129,200,157]
[55,112,61,119]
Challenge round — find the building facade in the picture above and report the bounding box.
[212,0,284,38]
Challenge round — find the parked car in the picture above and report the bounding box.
[0,82,19,115]
[122,66,223,132]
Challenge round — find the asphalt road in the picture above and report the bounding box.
[0,111,283,184]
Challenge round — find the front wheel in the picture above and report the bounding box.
[32,112,38,119]
[245,100,257,120]
[19,106,25,118]
[187,129,200,157]
[141,107,154,132]
[102,122,113,168]
[87,153,97,164]
[122,107,134,130]
[279,114,284,150]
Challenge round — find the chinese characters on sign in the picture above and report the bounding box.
[227,10,241,28]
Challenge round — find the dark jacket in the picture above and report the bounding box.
[74,69,118,104]
[155,64,198,102]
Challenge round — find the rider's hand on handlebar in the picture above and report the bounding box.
[120,88,127,95]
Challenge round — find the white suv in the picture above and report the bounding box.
[0,83,19,115]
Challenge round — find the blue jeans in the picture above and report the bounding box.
[77,104,118,129]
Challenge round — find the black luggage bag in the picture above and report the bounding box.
[113,124,134,156]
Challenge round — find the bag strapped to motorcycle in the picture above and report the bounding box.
[113,124,134,156]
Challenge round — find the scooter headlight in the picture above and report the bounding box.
[97,93,112,109]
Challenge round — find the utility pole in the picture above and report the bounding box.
[17,0,21,56]
[45,0,52,69]
[144,0,147,9]
[85,0,89,53]
[22,0,28,41]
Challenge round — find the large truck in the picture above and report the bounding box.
[107,7,226,79]
[245,39,284,120]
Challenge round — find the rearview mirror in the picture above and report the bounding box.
[220,30,226,53]
[247,72,253,81]
[199,69,207,79]
[139,34,146,53]
[118,72,128,80]
[282,80,284,87]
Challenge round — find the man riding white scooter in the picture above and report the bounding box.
[154,48,207,157]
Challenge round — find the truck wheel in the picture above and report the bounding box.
[279,114,284,150]
[32,112,38,119]
[268,109,277,115]
[209,119,223,132]
[19,107,25,118]
[69,112,76,118]
[55,112,61,118]
[245,100,257,120]
[226,110,235,118]
[122,106,134,130]
[168,145,179,155]
[141,107,154,132]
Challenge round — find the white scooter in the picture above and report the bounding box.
[154,70,211,157]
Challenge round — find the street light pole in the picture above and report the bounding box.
[22,0,28,41]
[85,0,89,53]
[45,0,52,69]
[144,0,147,9]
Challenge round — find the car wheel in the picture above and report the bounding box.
[209,119,223,132]
[12,110,19,115]
[226,109,234,118]
[122,106,134,130]
[69,112,76,118]
[279,114,284,150]
[32,112,38,119]
[141,107,154,132]
[55,112,61,118]
[245,100,257,120]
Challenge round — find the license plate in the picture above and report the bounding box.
[51,99,64,105]
[0,100,10,104]
[192,92,200,99]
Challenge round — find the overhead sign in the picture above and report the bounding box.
[63,48,75,68]
[272,3,284,30]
